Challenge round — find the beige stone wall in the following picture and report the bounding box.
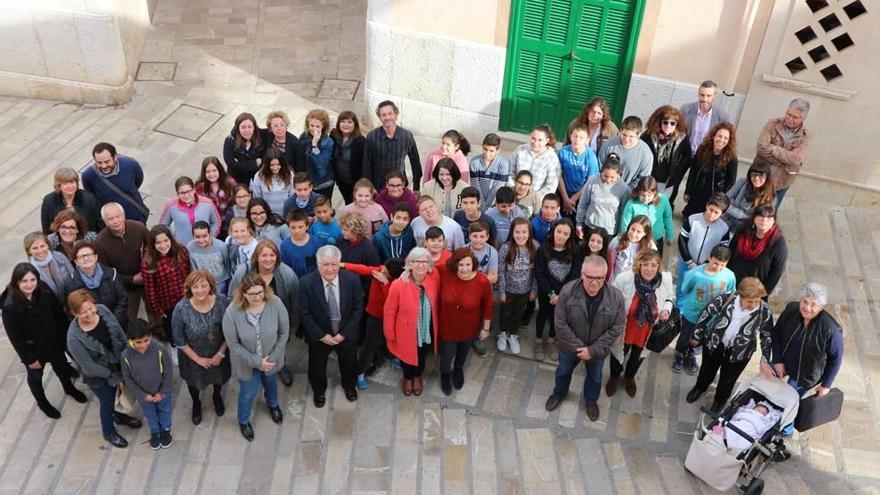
[0,0,151,104]
[389,0,509,47]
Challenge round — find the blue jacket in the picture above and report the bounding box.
[299,135,335,187]
[282,191,322,219]
[530,213,562,244]
[81,156,148,223]
[372,220,416,261]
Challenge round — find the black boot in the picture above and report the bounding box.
[61,379,88,403]
[440,373,452,396]
[192,399,203,425]
[36,399,61,419]
[213,386,225,417]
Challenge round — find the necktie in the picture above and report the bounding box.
[327,282,340,334]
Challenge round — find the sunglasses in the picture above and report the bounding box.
[661,120,678,127]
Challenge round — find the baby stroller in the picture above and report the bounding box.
[684,374,800,494]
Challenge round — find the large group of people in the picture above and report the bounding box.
[0,87,840,462]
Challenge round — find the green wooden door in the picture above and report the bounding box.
[500,0,645,137]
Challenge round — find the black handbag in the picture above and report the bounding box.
[645,307,682,353]
[794,387,844,432]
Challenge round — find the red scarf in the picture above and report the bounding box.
[737,224,781,261]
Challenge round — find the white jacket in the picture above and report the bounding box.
[611,270,675,359]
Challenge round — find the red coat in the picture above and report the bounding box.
[383,269,440,365]
[438,270,493,342]
[342,263,390,319]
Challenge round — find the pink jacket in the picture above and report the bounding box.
[422,148,470,184]
[383,269,440,365]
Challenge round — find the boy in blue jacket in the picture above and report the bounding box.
[373,202,416,261]
[530,193,562,244]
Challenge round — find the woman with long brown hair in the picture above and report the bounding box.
[141,225,191,340]
[250,147,294,216]
[330,110,366,204]
[724,162,777,232]
[683,122,738,217]
[566,97,619,152]
[641,105,692,203]
[223,112,265,184]
[195,156,237,235]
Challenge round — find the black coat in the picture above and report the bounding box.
[298,270,364,346]
[223,130,266,185]
[41,189,104,234]
[728,230,788,295]
[683,154,738,217]
[640,132,692,187]
[339,238,381,294]
[330,134,366,186]
[260,129,307,174]
[62,264,129,329]
[1,283,70,365]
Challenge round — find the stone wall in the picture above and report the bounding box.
[0,0,151,104]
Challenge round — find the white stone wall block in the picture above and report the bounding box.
[365,88,396,127]
[623,74,676,122]
[441,106,499,143]
[0,7,47,76]
[366,23,392,94]
[33,10,88,81]
[27,76,84,103]
[367,0,391,24]
[74,14,128,85]
[398,97,444,138]
[670,81,698,109]
[450,41,505,117]
[389,30,453,107]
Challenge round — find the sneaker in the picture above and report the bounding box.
[356,374,368,390]
[508,335,520,355]
[159,430,173,449]
[149,432,161,450]
[496,332,508,352]
[692,345,703,356]
[472,339,488,358]
[672,353,684,374]
[388,357,402,369]
[686,355,699,376]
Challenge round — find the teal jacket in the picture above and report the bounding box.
[618,194,674,241]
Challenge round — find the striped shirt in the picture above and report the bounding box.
[363,125,423,191]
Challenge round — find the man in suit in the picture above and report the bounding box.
[681,81,731,155]
[299,244,364,407]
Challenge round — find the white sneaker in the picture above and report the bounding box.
[496,332,508,352]
[508,335,520,355]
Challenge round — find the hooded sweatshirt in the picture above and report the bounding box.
[372,220,416,261]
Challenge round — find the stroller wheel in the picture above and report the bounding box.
[743,477,764,495]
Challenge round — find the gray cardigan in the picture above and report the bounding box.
[222,295,290,381]
[67,304,127,387]
[229,263,300,331]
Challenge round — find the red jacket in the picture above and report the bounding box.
[438,270,493,342]
[342,263,390,319]
[383,269,440,365]
[141,246,191,316]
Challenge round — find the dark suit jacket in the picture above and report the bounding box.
[299,270,363,346]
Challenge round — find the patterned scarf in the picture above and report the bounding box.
[633,272,660,326]
[416,285,432,347]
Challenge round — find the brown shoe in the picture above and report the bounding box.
[624,377,637,398]
[402,378,413,396]
[585,403,600,421]
[533,338,545,361]
[545,395,562,411]
[605,375,619,397]
[546,338,558,361]
[412,376,424,396]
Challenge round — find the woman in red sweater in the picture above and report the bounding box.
[341,257,405,390]
[142,225,191,340]
[438,248,493,395]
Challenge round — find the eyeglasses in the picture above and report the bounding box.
[76,252,97,260]
[386,183,404,189]
[178,189,194,195]
[59,225,78,231]
[411,260,431,265]
[270,123,288,129]
[516,181,532,187]
[661,120,678,127]
[245,290,265,297]
[583,275,605,282]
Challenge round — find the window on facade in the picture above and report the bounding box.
[831,33,855,51]
[786,57,808,75]
[795,26,818,44]
[805,0,829,13]
[808,45,830,63]
[843,1,867,19]
[818,13,842,32]
[820,64,843,81]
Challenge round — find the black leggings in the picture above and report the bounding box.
[535,291,557,339]
[187,384,223,403]
[609,344,645,379]
[694,344,749,407]
[401,345,428,379]
[26,355,76,405]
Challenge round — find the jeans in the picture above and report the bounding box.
[782,377,810,435]
[139,394,173,434]
[675,317,697,355]
[439,340,470,374]
[775,187,789,211]
[90,383,120,437]
[237,369,279,424]
[552,350,605,405]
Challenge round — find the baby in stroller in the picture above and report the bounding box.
[711,399,782,450]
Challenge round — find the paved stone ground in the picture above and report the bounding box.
[0,0,878,493]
